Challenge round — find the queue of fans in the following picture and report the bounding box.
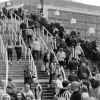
[0,6,100,100]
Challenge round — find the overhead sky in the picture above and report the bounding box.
[0,0,10,3]
[74,0,100,6]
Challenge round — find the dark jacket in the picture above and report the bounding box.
[7,91,17,100]
[79,57,88,66]
[58,41,67,50]
[70,90,81,100]
[71,38,77,47]
[77,66,90,80]
[68,59,78,71]
[43,52,54,63]
[24,69,32,84]
[68,73,78,82]
[15,45,22,53]
[20,22,27,30]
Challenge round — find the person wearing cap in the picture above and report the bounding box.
[57,48,66,67]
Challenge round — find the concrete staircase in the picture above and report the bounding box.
[0,18,55,100]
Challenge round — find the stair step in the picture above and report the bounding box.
[0,21,54,99]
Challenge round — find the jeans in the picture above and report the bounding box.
[32,50,40,62]
[17,52,22,61]
[27,35,32,44]
[8,50,13,62]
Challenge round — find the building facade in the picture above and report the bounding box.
[43,0,100,43]
[0,0,100,42]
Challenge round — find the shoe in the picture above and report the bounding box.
[47,72,50,75]
[19,59,21,62]
[17,61,19,64]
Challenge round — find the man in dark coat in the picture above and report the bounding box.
[79,55,88,67]
[68,70,78,82]
[77,63,90,80]
[68,57,79,72]
[65,35,71,47]
[24,65,33,87]
[20,21,27,40]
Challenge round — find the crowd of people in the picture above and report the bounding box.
[0,76,42,100]
[0,5,100,100]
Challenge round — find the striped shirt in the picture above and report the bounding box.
[57,89,71,100]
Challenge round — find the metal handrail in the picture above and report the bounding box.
[11,12,29,28]
[0,21,9,91]
[2,13,8,29]
[11,12,22,23]
[8,15,37,78]
[42,26,66,80]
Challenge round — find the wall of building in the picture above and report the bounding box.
[43,0,100,12]
[43,4,100,44]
